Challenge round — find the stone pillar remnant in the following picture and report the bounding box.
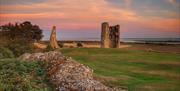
[101,22,110,48]
[50,26,60,49]
[101,22,120,48]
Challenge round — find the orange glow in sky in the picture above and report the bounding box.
[0,0,180,38]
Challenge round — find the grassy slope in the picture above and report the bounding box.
[61,48,180,91]
[0,58,53,91]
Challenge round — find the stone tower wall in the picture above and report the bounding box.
[109,25,120,48]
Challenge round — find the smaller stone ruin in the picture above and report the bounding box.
[50,26,60,49]
[101,22,120,48]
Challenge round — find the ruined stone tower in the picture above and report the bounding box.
[50,26,60,49]
[109,25,120,48]
[101,22,120,48]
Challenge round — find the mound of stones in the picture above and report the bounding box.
[19,51,121,91]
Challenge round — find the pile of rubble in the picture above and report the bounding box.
[19,51,121,91]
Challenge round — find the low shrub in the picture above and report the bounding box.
[59,43,64,48]
[0,46,14,59]
[77,42,83,48]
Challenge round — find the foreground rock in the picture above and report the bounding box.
[19,51,122,91]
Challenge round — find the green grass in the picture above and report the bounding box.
[61,48,180,91]
[0,58,53,91]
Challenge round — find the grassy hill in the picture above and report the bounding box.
[61,48,180,91]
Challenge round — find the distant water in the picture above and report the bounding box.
[43,37,180,42]
[121,38,180,42]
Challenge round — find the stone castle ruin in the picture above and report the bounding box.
[101,22,120,48]
[50,26,60,49]
[48,23,119,49]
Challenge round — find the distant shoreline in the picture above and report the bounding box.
[42,40,180,45]
[42,38,180,45]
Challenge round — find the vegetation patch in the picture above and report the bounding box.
[0,46,14,59]
[0,58,53,91]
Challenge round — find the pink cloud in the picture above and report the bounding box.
[168,0,176,4]
[0,0,139,26]
[133,17,180,33]
[0,0,179,38]
[167,0,179,6]
[124,0,133,8]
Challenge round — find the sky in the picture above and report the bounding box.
[0,0,180,40]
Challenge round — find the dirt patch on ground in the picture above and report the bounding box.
[81,43,131,48]
[83,44,100,48]
[60,41,180,54]
[131,69,180,79]
[140,82,179,91]
[122,43,180,54]
[127,60,180,67]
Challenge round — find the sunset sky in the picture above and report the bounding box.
[0,0,180,40]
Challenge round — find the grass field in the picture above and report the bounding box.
[61,48,180,91]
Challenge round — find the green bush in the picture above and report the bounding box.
[0,46,14,59]
[6,40,34,57]
[0,59,53,91]
[77,42,83,48]
[0,21,44,57]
